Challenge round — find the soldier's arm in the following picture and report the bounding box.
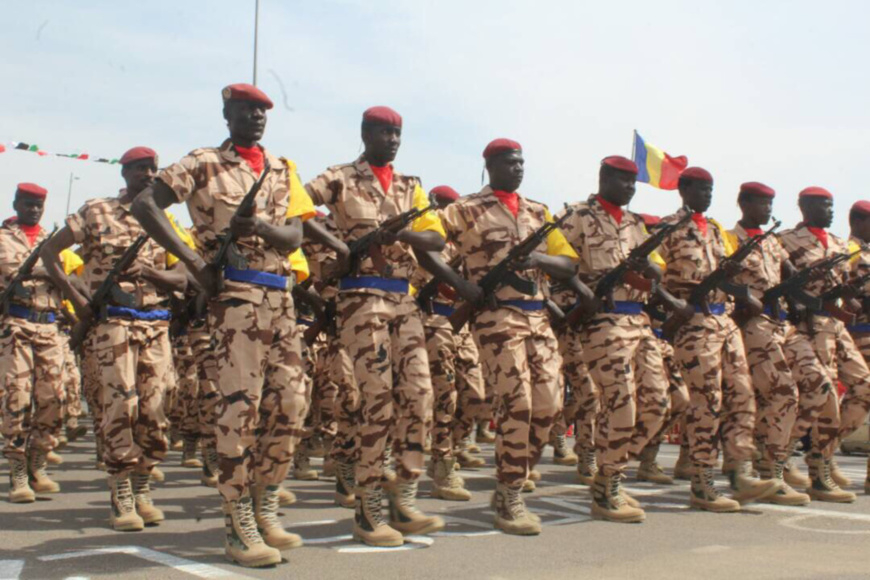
[528,253,575,281]
[415,250,481,303]
[303,219,349,263]
[142,263,188,294]
[396,230,445,252]
[132,182,205,273]
[41,226,90,315]
[234,215,303,255]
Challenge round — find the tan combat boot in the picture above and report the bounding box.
[456,446,486,469]
[673,445,695,480]
[131,470,164,525]
[637,444,674,485]
[307,435,326,458]
[528,469,542,482]
[353,485,404,547]
[726,460,781,504]
[323,456,336,478]
[552,434,579,466]
[382,446,397,483]
[493,482,541,535]
[109,474,145,531]
[292,448,318,481]
[275,484,296,507]
[591,472,646,523]
[150,466,165,483]
[335,461,356,508]
[46,450,63,466]
[806,454,856,503]
[55,434,68,450]
[690,466,740,513]
[386,481,445,535]
[8,457,35,503]
[576,448,597,486]
[223,497,281,567]
[476,421,496,444]
[28,449,60,494]
[66,421,87,442]
[181,437,203,468]
[761,460,810,506]
[431,457,472,501]
[521,479,536,493]
[829,458,852,488]
[784,439,810,488]
[201,443,219,488]
[253,485,303,550]
[462,435,481,455]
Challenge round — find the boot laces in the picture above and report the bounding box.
[11,458,29,487]
[131,472,153,504]
[701,467,722,499]
[204,445,219,471]
[29,451,48,478]
[295,450,311,471]
[365,488,387,526]
[583,449,597,472]
[237,498,264,543]
[609,475,627,507]
[503,485,527,519]
[397,482,420,513]
[258,488,282,528]
[114,477,136,512]
[821,461,839,489]
[339,462,356,486]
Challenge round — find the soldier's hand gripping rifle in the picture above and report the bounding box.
[69,235,148,350]
[562,212,692,328]
[0,227,58,314]
[815,257,870,325]
[448,209,574,333]
[661,220,781,339]
[416,255,462,315]
[211,160,272,273]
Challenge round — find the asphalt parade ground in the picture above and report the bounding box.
[2,427,869,580]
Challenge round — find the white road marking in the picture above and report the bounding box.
[39,546,249,579]
[758,504,870,522]
[336,536,434,554]
[302,534,354,545]
[779,514,870,535]
[0,560,24,580]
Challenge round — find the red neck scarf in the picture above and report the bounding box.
[806,226,829,249]
[744,227,763,237]
[692,212,708,236]
[235,145,265,175]
[20,223,41,246]
[596,195,623,224]
[492,190,519,218]
[369,164,393,193]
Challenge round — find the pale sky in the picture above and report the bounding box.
[3,0,869,237]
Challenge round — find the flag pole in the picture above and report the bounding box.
[631,129,637,162]
[252,0,260,86]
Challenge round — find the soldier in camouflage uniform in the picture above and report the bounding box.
[658,167,780,512]
[437,138,578,535]
[0,183,66,503]
[44,147,188,531]
[304,106,446,547]
[132,84,312,568]
[778,187,870,502]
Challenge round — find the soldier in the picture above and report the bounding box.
[778,188,870,502]
[304,106,446,547]
[553,156,687,522]
[437,138,578,535]
[0,183,67,503]
[725,182,810,505]
[658,167,780,512]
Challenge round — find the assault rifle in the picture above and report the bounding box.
[303,299,336,346]
[448,209,574,333]
[761,250,860,318]
[343,203,436,278]
[212,160,271,271]
[69,235,148,349]
[0,227,57,313]
[416,255,462,315]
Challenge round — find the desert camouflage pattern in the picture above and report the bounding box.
[171,332,201,439]
[647,336,689,446]
[450,329,488,445]
[80,342,102,440]
[303,339,338,441]
[324,339,359,464]
[61,333,83,428]
[553,318,599,454]
[0,221,65,310]
[189,323,219,446]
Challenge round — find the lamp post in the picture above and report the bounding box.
[65,173,79,217]
[253,0,260,86]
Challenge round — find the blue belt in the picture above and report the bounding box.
[224,266,290,290]
[849,323,870,333]
[339,276,409,294]
[106,307,171,321]
[432,302,455,317]
[653,328,664,339]
[605,301,644,315]
[762,306,789,321]
[297,318,315,327]
[499,300,545,312]
[695,303,726,315]
[6,304,56,324]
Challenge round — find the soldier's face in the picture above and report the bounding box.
[13,195,44,227]
[852,215,870,242]
[225,101,268,144]
[363,124,401,165]
[800,197,833,228]
[680,180,713,213]
[740,194,773,226]
[600,169,637,206]
[487,151,524,193]
[122,159,157,196]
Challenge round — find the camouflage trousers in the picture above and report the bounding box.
[81,341,101,437]
[189,322,219,445]
[325,338,359,464]
[424,318,486,459]
[579,314,668,475]
[742,317,800,462]
[91,319,171,475]
[473,308,561,486]
[0,317,65,460]
[209,290,308,502]
[675,313,756,467]
[647,337,689,447]
[852,331,870,362]
[170,333,200,438]
[554,324,598,454]
[61,332,83,428]
[301,336,338,442]
[339,292,432,487]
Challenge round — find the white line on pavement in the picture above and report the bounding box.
[0,560,24,580]
[39,546,250,579]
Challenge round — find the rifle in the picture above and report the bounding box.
[303,299,336,346]
[211,160,271,271]
[292,280,327,319]
[448,209,574,333]
[69,235,149,350]
[761,250,860,317]
[661,219,781,339]
[562,212,692,327]
[416,255,462,315]
[0,227,57,314]
[814,268,870,325]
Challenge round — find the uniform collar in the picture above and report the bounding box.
[218,138,281,174]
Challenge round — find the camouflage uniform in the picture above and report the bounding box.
[158,142,312,502]
[60,330,83,432]
[0,221,66,460]
[646,334,689,446]
[171,332,200,440]
[440,186,576,486]
[552,326,598,456]
[553,197,668,477]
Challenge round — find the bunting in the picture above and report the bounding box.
[0,141,122,164]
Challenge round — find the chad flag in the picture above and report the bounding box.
[632,131,688,190]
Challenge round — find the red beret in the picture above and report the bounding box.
[362,106,402,128]
[16,183,47,199]
[638,213,661,227]
[601,155,638,175]
[740,181,775,198]
[430,185,460,202]
[483,138,522,160]
[680,167,713,183]
[851,201,870,216]
[222,83,274,110]
[119,146,158,167]
[799,186,833,200]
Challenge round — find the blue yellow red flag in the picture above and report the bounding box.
[632,131,688,190]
